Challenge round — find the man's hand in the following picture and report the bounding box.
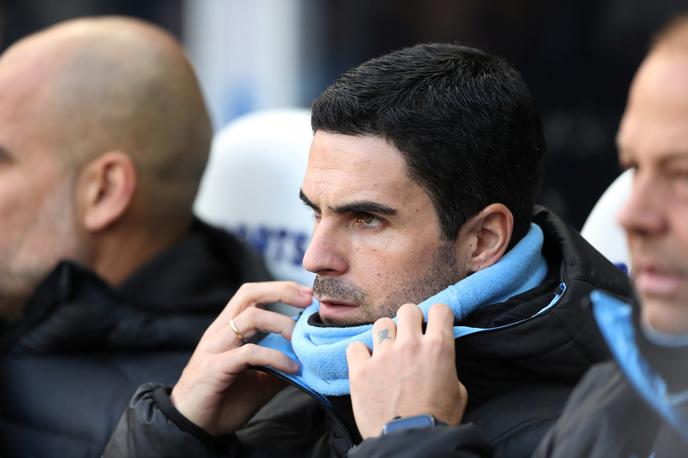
[346,303,468,439]
[170,281,312,437]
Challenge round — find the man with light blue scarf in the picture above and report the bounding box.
[106,43,631,457]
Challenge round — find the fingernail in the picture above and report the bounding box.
[289,359,300,371]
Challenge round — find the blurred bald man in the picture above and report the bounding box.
[0,16,269,457]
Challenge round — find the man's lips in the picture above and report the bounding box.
[634,266,685,297]
[316,297,360,318]
[316,297,359,308]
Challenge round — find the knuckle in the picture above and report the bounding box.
[272,312,290,328]
[398,303,417,315]
[242,306,259,320]
[238,343,258,357]
[373,317,394,329]
[399,338,421,354]
[283,280,299,290]
[425,338,453,360]
[238,282,261,296]
[346,341,363,355]
[261,309,290,328]
[237,282,252,293]
[397,304,422,323]
[432,303,453,318]
[430,302,449,311]
[242,342,258,352]
[425,335,446,350]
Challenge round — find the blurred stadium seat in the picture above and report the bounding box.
[580,169,633,274]
[194,108,315,286]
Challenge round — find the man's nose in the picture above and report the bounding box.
[302,221,348,276]
[618,170,667,236]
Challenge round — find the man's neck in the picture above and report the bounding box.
[92,224,189,286]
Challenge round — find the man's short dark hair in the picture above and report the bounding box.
[311,43,545,245]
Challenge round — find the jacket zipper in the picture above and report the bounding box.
[255,365,356,449]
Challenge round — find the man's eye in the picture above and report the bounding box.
[667,168,688,185]
[670,169,688,200]
[354,213,383,229]
[670,169,688,179]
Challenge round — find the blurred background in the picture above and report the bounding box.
[1,0,686,229]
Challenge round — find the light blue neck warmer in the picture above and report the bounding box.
[260,223,548,396]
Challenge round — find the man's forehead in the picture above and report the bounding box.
[308,132,406,166]
[618,51,688,162]
[0,44,61,117]
[306,133,409,182]
[302,132,425,207]
[306,144,382,180]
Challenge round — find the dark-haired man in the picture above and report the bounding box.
[106,43,630,457]
[0,17,270,458]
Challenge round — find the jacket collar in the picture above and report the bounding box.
[456,207,632,407]
[1,220,269,353]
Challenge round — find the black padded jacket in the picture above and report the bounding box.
[535,299,688,457]
[0,220,270,458]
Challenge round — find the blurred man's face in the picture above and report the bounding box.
[0,49,85,321]
[300,132,470,326]
[617,50,688,334]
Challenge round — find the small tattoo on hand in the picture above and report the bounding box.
[378,329,392,343]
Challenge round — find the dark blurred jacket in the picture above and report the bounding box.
[103,208,632,458]
[0,219,270,458]
[535,294,688,457]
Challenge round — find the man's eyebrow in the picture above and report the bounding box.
[299,190,319,212]
[298,190,397,216]
[332,200,397,216]
[617,147,688,168]
[661,152,688,164]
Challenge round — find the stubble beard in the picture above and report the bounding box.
[0,180,85,324]
[314,241,463,326]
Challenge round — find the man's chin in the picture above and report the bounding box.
[640,296,688,335]
[318,311,374,327]
[319,315,374,327]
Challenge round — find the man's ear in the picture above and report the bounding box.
[76,151,137,232]
[459,203,513,272]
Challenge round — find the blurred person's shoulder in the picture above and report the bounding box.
[536,362,661,458]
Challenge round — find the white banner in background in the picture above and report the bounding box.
[182,0,304,130]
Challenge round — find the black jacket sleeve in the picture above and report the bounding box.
[346,424,494,458]
[104,383,236,458]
